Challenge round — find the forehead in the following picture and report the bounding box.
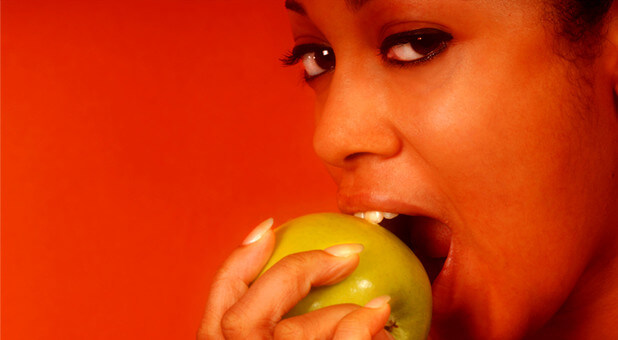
[285,0,373,13]
[286,0,532,18]
[285,0,537,33]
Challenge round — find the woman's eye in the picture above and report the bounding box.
[380,28,453,65]
[301,49,335,77]
[281,44,335,79]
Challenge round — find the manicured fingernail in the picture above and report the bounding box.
[242,218,273,245]
[364,295,391,309]
[324,243,364,257]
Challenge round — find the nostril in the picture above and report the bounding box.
[343,152,366,162]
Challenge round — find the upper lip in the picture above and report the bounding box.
[337,190,450,226]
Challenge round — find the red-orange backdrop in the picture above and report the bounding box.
[1,1,338,338]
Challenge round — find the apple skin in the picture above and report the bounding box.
[258,213,432,340]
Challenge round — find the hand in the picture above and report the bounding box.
[197,218,394,340]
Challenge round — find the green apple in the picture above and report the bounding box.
[258,213,432,340]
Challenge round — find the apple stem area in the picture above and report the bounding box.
[384,318,399,332]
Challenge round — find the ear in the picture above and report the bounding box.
[607,2,618,96]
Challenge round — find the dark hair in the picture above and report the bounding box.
[549,0,614,58]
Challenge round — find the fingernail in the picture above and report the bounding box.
[364,295,391,309]
[242,218,273,245]
[324,243,364,257]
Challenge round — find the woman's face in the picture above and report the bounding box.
[286,0,618,338]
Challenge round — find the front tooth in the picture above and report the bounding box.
[364,211,384,224]
[354,212,365,219]
[383,212,399,219]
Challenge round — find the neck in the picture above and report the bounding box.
[529,221,618,339]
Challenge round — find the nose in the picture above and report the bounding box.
[313,65,402,168]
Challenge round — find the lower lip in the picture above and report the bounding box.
[404,218,454,314]
[380,214,454,309]
[405,217,451,283]
[429,245,455,317]
[419,255,447,283]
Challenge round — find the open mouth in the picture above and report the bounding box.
[357,212,452,284]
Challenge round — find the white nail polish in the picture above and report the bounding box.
[242,218,273,245]
[364,295,391,309]
[324,243,364,257]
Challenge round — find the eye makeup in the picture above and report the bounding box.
[280,27,453,81]
[379,28,453,66]
[281,43,336,80]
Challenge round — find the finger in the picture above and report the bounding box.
[220,244,363,339]
[197,218,276,340]
[273,304,360,339]
[333,296,393,340]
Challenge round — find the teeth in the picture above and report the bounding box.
[383,212,399,219]
[354,211,399,224]
[364,211,384,224]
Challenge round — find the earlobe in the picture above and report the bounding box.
[607,3,618,95]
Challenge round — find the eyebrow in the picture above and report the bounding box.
[346,0,373,11]
[284,0,372,15]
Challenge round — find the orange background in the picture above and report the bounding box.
[2,1,338,338]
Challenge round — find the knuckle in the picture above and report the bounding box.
[220,307,246,338]
[197,305,225,340]
[273,250,351,288]
[276,252,314,273]
[274,319,306,340]
[275,250,328,277]
[272,253,317,287]
[221,306,275,339]
[196,327,219,340]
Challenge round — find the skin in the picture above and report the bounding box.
[199,0,618,339]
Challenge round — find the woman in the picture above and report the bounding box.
[199,0,618,338]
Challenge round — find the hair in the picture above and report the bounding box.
[548,0,614,59]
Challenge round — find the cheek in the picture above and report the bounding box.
[399,47,593,236]
[398,58,618,332]
[400,54,614,276]
[430,79,594,237]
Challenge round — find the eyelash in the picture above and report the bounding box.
[280,43,336,81]
[281,44,324,65]
[281,28,453,80]
[379,28,453,66]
